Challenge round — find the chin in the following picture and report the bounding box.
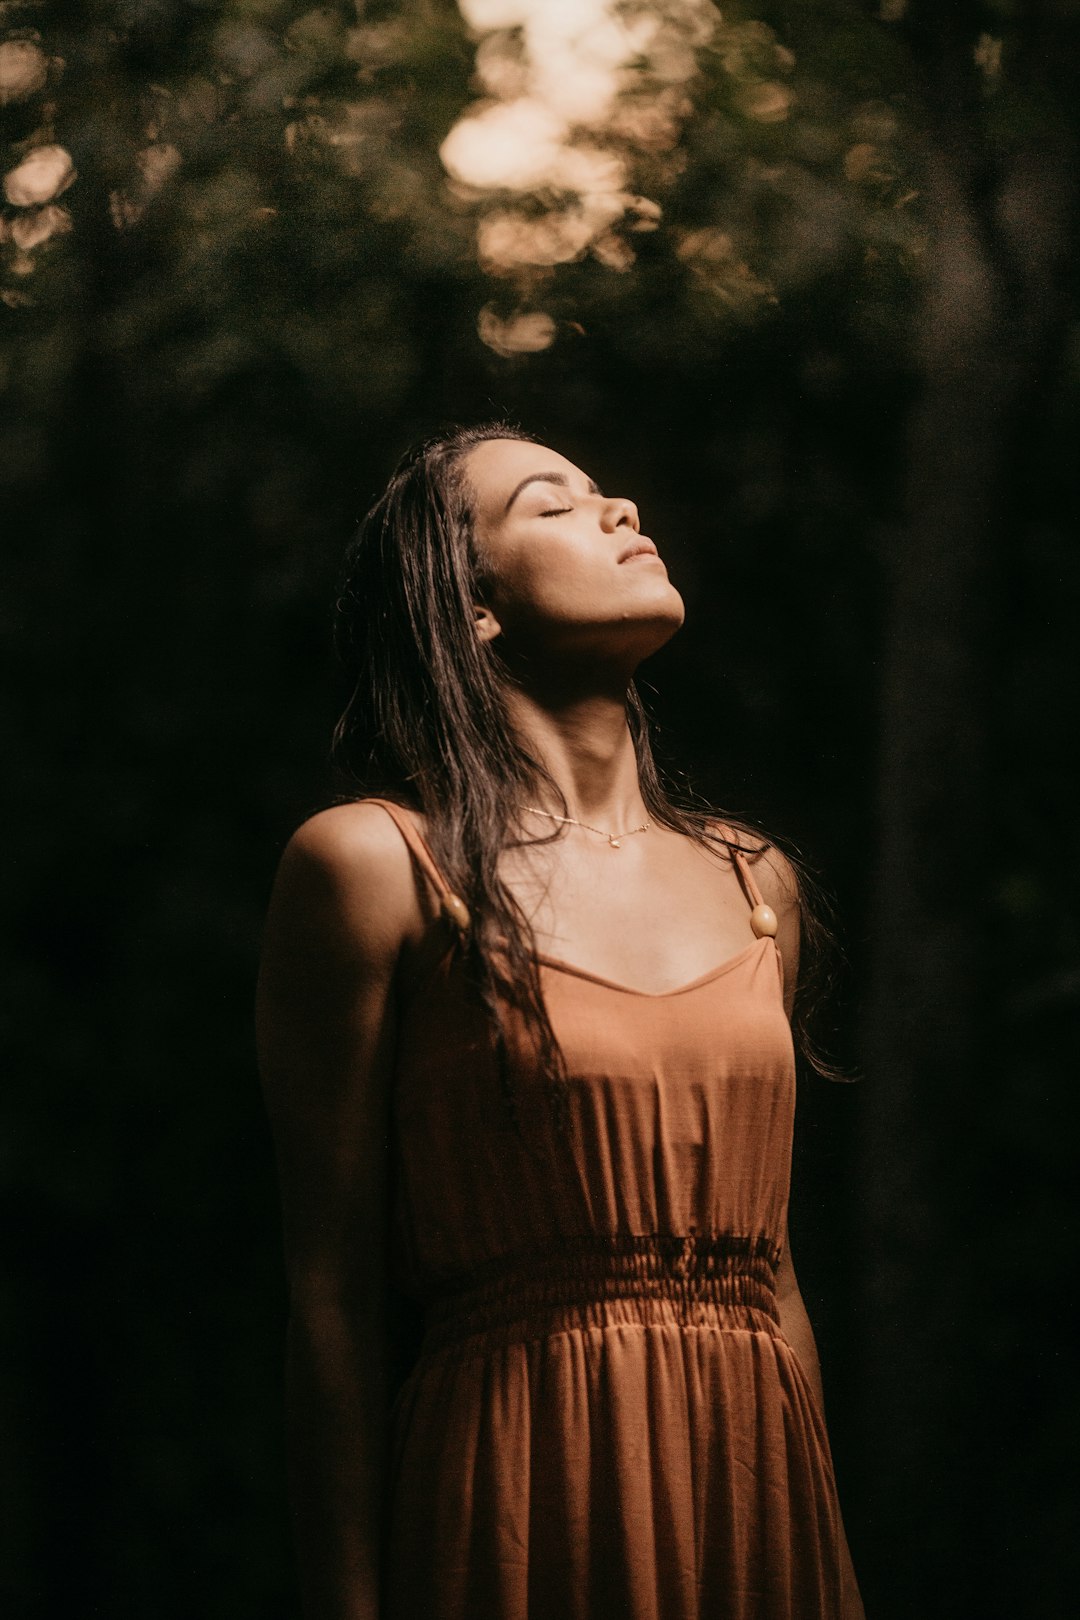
[632,596,686,659]
[643,583,686,631]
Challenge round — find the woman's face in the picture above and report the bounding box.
[462,438,685,668]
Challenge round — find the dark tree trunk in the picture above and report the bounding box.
[857,19,1076,1615]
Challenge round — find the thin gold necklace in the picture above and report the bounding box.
[522,805,651,850]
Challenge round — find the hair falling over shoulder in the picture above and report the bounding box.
[330,423,853,1135]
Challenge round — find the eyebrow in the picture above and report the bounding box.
[502,470,603,514]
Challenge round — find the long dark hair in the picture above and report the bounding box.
[331,422,850,1131]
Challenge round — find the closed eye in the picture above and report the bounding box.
[539,506,573,517]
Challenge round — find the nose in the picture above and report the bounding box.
[600,496,640,533]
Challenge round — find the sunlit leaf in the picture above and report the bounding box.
[0,36,48,103]
[3,144,76,208]
[477,302,557,354]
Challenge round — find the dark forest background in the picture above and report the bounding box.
[2,2,1078,1616]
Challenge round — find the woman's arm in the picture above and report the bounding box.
[256,804,420,1620]
[777,1228,865,1619]
[757,845,866,1618]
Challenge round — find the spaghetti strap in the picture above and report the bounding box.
[730,844,767,911]
[714,824,779,944]
[710,821,767,913]
[364,798,452,896]
[364,798,471,934]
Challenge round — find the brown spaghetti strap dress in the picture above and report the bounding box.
[370,800,849,1620]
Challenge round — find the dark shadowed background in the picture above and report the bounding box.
[3,2,1078,1616]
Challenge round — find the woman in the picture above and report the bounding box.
[256,423,865,1619]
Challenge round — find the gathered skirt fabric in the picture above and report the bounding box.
[386,1292,843,1618]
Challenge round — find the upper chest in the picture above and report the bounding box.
[497,830,761,995]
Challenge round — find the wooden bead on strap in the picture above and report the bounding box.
[440,892,471,933]
[749,902,778,938]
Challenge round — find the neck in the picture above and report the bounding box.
[505,671,646,825]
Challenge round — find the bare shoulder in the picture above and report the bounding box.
[746,839,800,918]
[266,800,421,960]
[283,800,413,881]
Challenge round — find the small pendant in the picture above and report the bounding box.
[609,837,621,849]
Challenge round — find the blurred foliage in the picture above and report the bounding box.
[1,3,1078,1618]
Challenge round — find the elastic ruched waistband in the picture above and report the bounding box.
[420,1232,782,1354]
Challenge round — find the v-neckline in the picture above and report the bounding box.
[533,934,774,999]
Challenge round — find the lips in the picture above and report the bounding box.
[618,537,660,563]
